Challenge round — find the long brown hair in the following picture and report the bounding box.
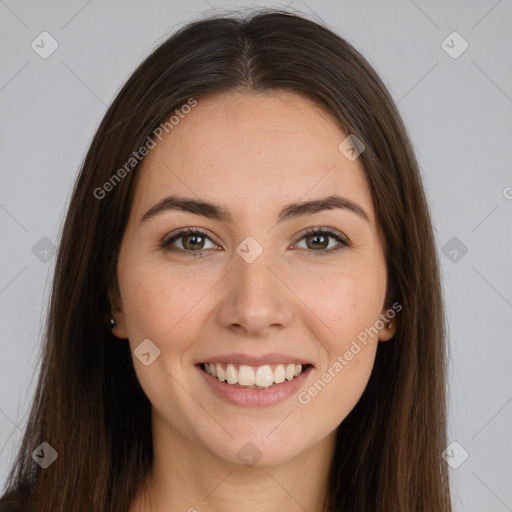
[1,8,451,511]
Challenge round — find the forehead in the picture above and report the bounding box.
[130,91,375,224]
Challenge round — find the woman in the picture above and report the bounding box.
[0,8,451,512]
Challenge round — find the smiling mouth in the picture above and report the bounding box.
[199,362,313,389]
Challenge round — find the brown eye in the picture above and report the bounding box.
[294,228,350,255]
[181,233,206,250]
[161,227,349,257]
[161,228,218,256]
[304,233,329,250]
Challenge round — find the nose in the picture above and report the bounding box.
[215,248,295,337]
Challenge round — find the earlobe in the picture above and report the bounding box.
[378,322,396,342]
[107,286,129,339]
[109,316,129,339]
[378,309,398,342]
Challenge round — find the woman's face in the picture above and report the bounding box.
[111,91,396,466]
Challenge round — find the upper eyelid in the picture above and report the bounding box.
[293,226,347,242]
[163,227,221,246]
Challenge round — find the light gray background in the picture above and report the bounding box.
[1,1,511,510]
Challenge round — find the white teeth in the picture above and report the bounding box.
[203,362,307,387]
[255,365,274,387]
[274,364,285,383]
[285,364,295,381]
[238,365,255,386]
[226,363,237,385]
[216,364,226,382]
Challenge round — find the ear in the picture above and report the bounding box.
[107,283,129,339]
[378,305,399,342]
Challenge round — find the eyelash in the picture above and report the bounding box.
[160,227,350,258]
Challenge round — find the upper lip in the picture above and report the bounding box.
[197,352,314,367]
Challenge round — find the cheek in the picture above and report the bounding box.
[117,266,209,422]
[299,344,377,437]
[119,259,205,342]
[299,264,385,347]
[117,261,219,391]
[294,267,384,416]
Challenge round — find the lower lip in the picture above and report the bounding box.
[197,365,313,407]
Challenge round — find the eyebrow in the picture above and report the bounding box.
[140,194,370,224]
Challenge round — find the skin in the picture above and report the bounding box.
[109,91,397,512]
